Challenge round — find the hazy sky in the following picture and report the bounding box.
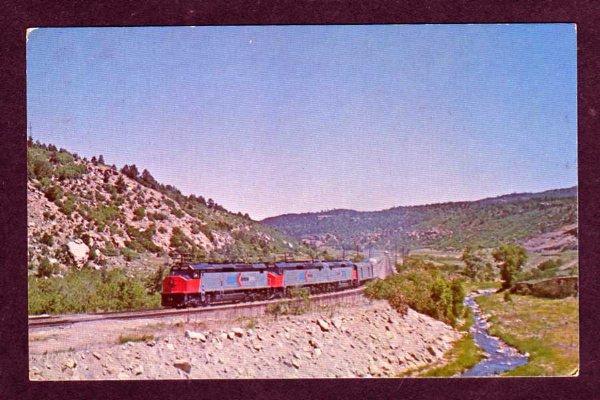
[27,24,577,220]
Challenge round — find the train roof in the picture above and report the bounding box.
[183,260,358,272]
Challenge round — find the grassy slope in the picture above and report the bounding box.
[475,293,579,376]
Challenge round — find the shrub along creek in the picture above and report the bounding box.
[461,290,528,376]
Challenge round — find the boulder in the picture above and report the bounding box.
[185,330,207,342]
[66,240,90,266]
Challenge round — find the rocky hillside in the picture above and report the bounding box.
[29,299,461,380]
[27,140,311,276]
[262,187,577,251]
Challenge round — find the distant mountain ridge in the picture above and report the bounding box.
[261,186,577,250]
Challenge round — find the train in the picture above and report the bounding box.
[161,259,376,308]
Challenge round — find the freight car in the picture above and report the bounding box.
[161,259,375,308]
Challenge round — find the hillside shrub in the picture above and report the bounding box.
[101,242,119,257]
[36,257,60,278]
[148,211,167,221]
[133,207,146,221]
[56,163,86,180]
[115,176,127,194]
[42,211,55,221]
[40,232,54,246]
[88,204,120,230]
[28,268,160,315]
[44,185,63,202]
[121,247,139,262]
[125,225,161,253]
[31,159,53,180]
[58,194,77,216]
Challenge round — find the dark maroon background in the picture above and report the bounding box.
[1,1,598,399]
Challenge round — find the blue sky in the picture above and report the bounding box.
[27,24,577,220]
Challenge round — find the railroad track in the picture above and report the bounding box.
[29,256,392,330]
[28,286,367,329]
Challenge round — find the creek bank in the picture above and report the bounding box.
[461,290,528,376]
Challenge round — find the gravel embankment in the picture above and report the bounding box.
[29,299,461,380]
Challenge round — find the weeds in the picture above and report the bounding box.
[117,333,154,344]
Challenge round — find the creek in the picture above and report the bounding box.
[461,290,528,377]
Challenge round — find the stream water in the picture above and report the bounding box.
[461,290,528,377]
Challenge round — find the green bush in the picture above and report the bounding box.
[102,242,119,257]
[125,225,161,254]
[87,204,120,230]
[32,159,53,179]
[365,265,466,326]
[121,247,139,261]
[59,194,77,216]
[133,207,146,221]
[493,244,528,289]
[28,268,160,315]
[55,163,86,180]
[44,185,63,202]
[148,211,167,221]
[36,257,60,278]
[40,232,54,246]
[266,288,311,316]
[537,258,562,271]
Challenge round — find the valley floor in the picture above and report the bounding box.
[475,293,579,376]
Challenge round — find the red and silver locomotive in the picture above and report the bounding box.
[161,258,375,308]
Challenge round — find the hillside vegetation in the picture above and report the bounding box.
[27,139,313,278]
[262,187,577,251]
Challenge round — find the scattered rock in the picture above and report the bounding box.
[185,330,207,342]
[232,327,245,337]
[64,358,77,369]
[426,345,438,356]
[173,360,192,374]
[92,352,101,360]
[133,365,144,375]
[291,358,301,369]
[317,319,330,332]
